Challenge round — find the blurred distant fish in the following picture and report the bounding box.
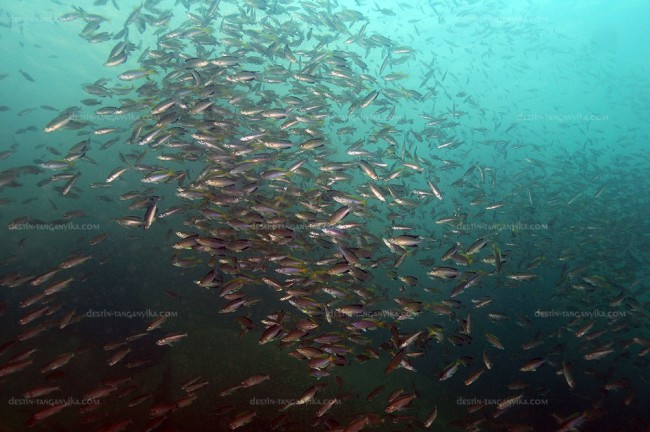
[19,69,34,82]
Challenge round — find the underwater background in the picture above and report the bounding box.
[0,0,649,431]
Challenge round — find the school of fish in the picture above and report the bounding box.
[1,0,649,431]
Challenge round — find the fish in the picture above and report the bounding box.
[427,179,444,200]
[427,266,461,279]
[27,402,69,425]
[229,411,256,429]
[240,374,270,388]
[520,357,546,372]
[43,277,75,296]
[358,160,379,180]
[423,404,437,427]
[19,69,35,82]
[118,69,155,80]
[19,306,50,324]
[439,360,460,381]
[59,255,91,269]
[554,410,591,432]
[359,90,380,109]
[385,392,416,413]
[575,321,594,338]
[156,333,188,346]
[146,315,170,331]
[507,273,538,281]
[562,361,576,389]
[108,347,131,366]
[143,202,157,230]
[0,359,33,377]
[23,385,61,399]
[43,108,78,133]
[40,352,75,374]
[464,368,485,385]
[584,348,614,361]
[106,166,129,183]
[367,384,386,401]
[315,398,338,417]
[485,333,505,350]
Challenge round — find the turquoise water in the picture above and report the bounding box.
[1,0,649,431]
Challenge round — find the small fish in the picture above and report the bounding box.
[43,277,75,296]
[427,179,444,200]
[156,333,188,346]
[29,402,69,424]
[359,90,379,109]
[0,359,33,377]
[59,255,91,269]
[575,321,594,338]
[439,360,460,381]
[23,385,60,399]
[315,398,338,417]
[427,266,460,279]
[507,273,537,281]
[44,108,78,133]
[108,347,131,366]
[40,352,75,373]
[118,69,155,81]
[240,374,270,388]
[584,348,614,360]
[19,69,35,82]
[555,411,590,432]
[143,202,157,230]
[357,160,379,181]
[385,392,416,413]
[367,384,386,401]
[464,368,485,385]
[520,357,546,372]
[229,411,256,429]
[146,315,170,331]
[562,361,576,389]
[485,333,504,350]
[423,404,437,427]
